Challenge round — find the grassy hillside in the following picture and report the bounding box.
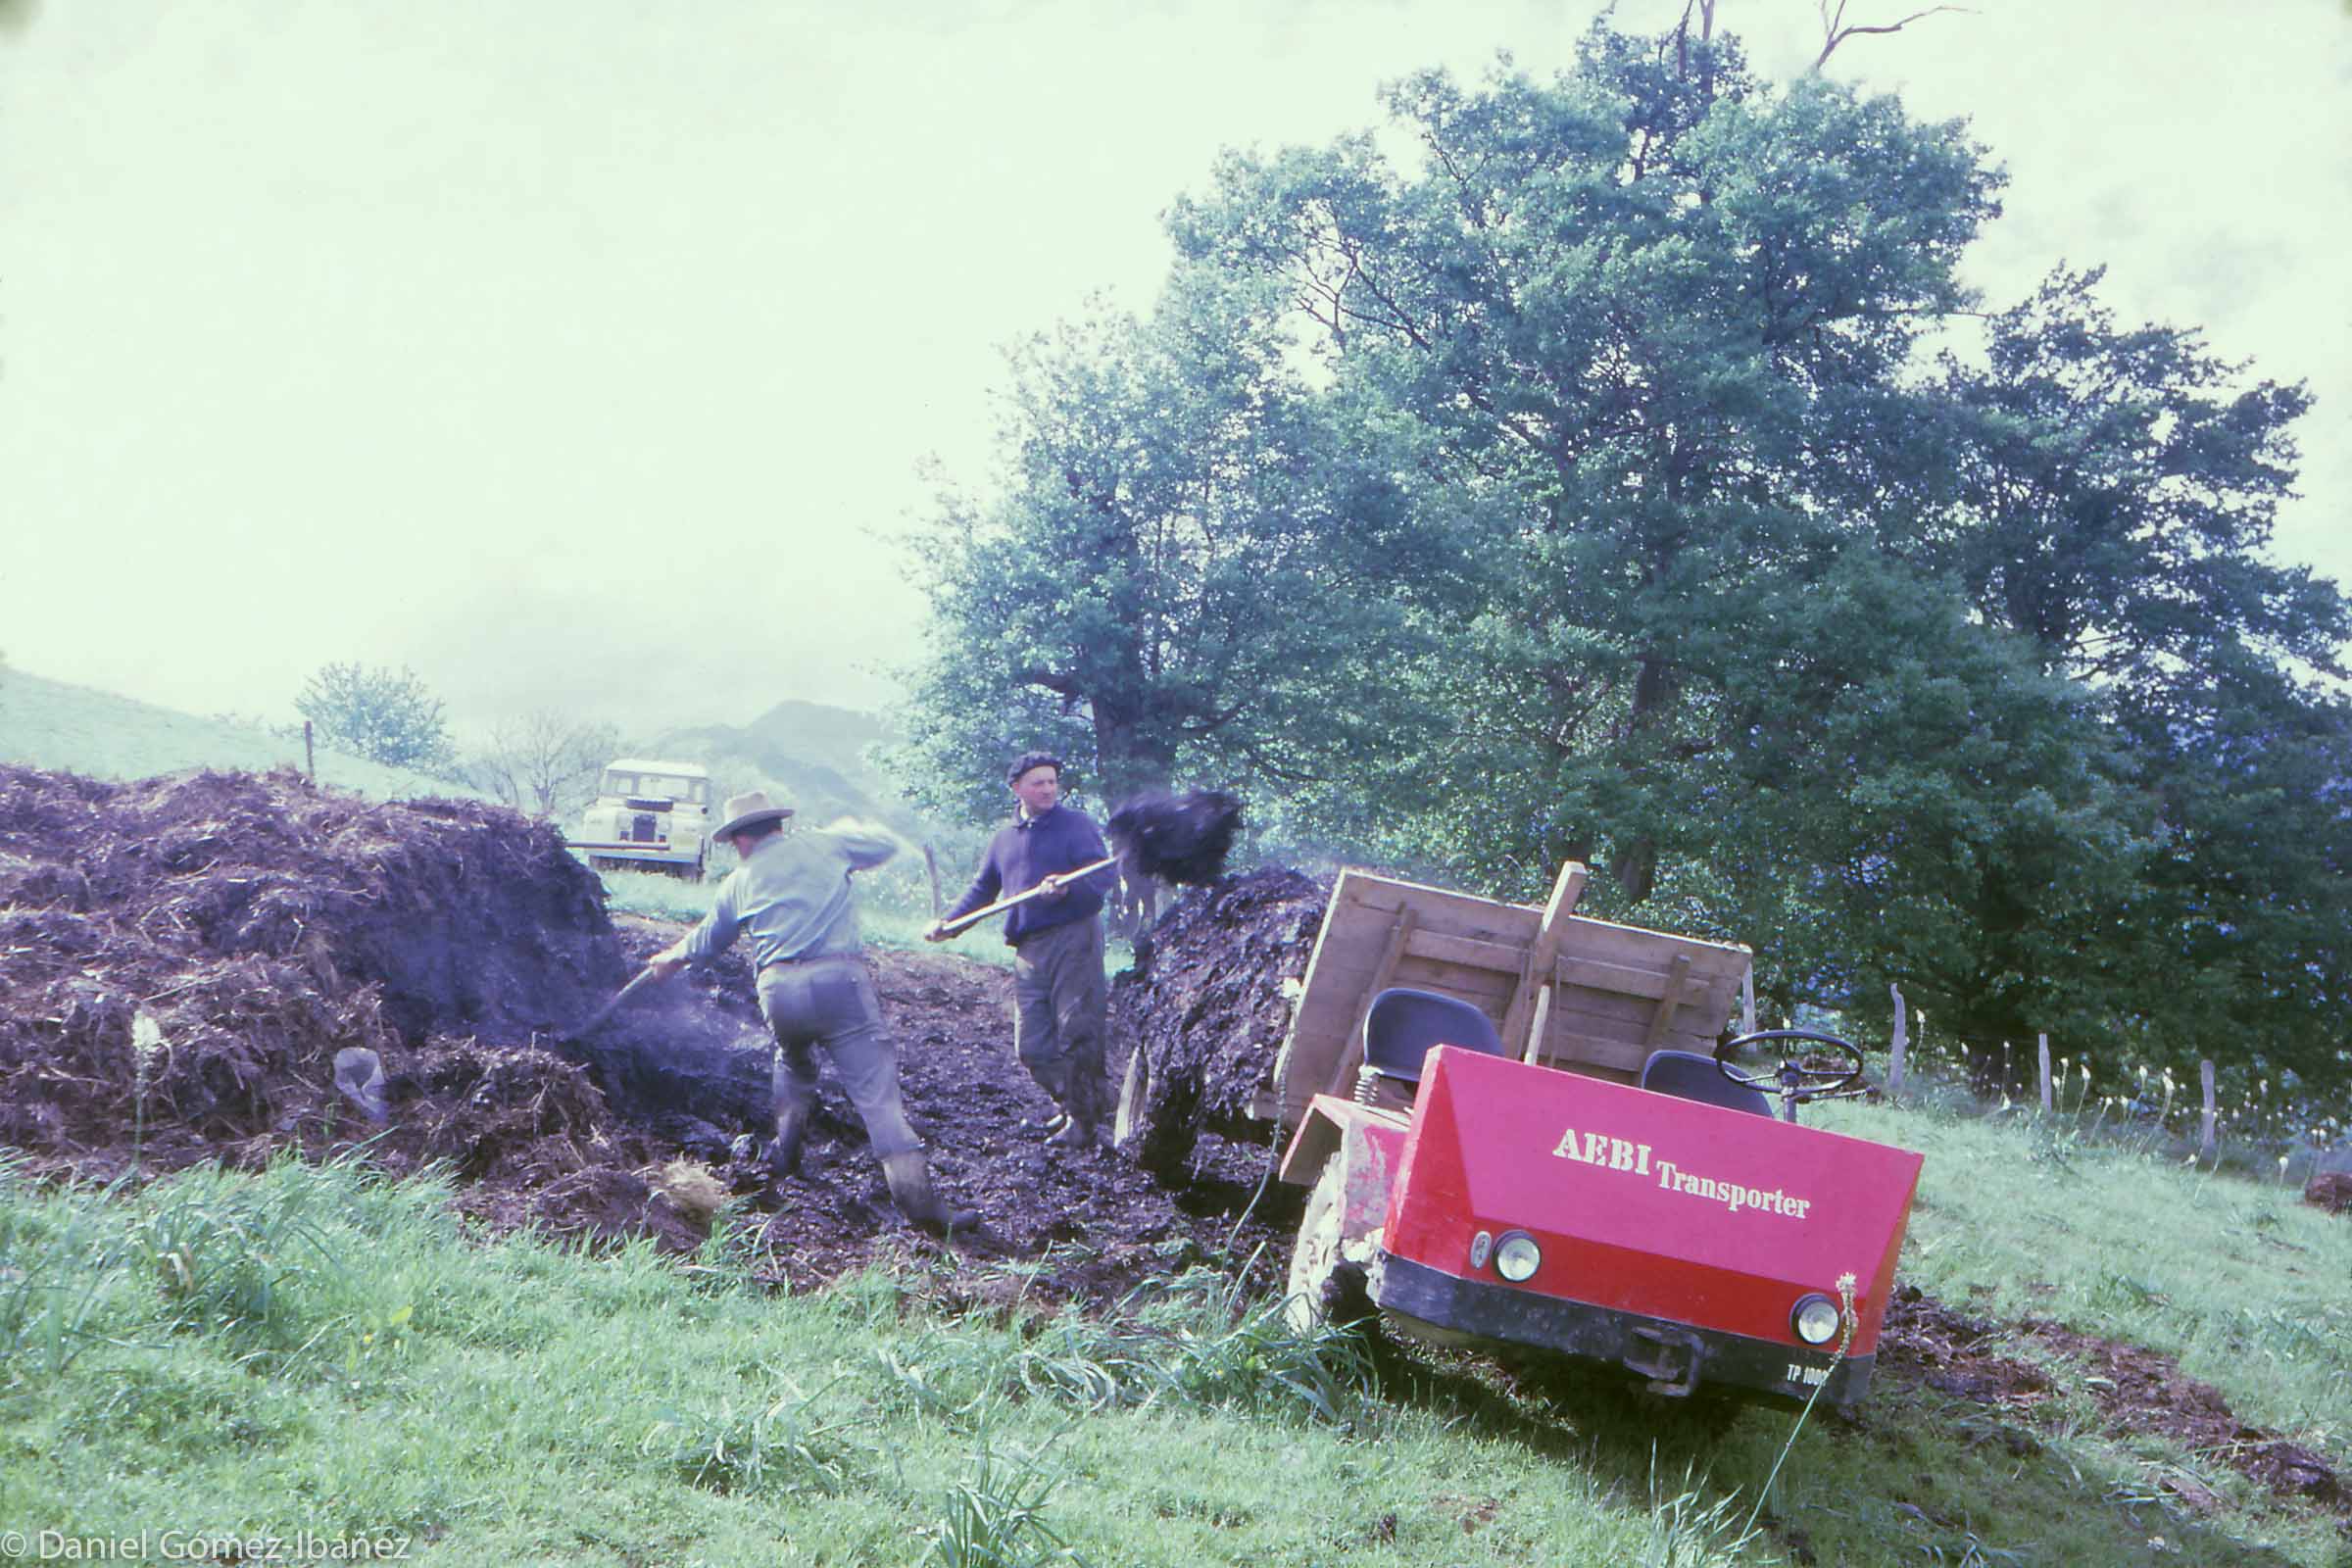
[0,668,482,801]
[3,1090,2346,1566]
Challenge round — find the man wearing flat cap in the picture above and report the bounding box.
[648,789,976,1238]
[926,752,1115,1151]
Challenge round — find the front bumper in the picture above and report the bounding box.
[1371,1251,1873,1410]
[570,843,700,866]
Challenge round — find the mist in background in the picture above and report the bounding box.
[3,0,2344,739]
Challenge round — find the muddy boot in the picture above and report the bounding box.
[1021,1110,1072,1139]
[765,1049,813,1178]
[761,1103,808,1178]
[1047,1116,1102,1151]
[1047,1054,1110,1151]
[880,1152,981,1241]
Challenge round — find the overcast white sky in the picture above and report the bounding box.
[3,0,2346,739]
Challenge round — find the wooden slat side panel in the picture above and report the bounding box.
[1688,969,1746,1036]
[1643,954,1696,1048]
[1538,991,1747,1071]
[1532,1030,1653,1075]
[1276,870,1387,1125]
[1402,929,1526,974]
[1346,880,1543,948]
[1322,906,1419,1099]
[1548,984,1709,1037]
[1389,957,1517,1010]
[1306,947,1521,998]
[1546,992,1736,1056]
[1553,953,1744,1004]
[1307,940,1524,1024]
[1554,915,1749,971]
[1289,955,1517,1023]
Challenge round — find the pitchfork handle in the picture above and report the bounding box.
[936,855,1119,937]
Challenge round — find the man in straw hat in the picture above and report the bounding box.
[925,752,1116,1151]
[648,789,978,1239]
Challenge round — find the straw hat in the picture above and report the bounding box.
[713,789,795,840]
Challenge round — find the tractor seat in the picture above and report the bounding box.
[1360,988,1506,1097]
[1640,1049,1773,1117]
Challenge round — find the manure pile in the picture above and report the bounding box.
[1109,868,1328,1177]
[0,764,1293,1293]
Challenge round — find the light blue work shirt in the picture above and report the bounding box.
[678,823,898,972]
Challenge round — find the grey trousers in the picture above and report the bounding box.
[756,955,922,1158]
[1011,915,1110,1126]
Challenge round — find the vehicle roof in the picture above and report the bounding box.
[604,759,710,776]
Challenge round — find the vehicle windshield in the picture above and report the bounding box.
[602,772,709,805]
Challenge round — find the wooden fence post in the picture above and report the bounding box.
[2200,1059,2218,1160]
[1886,983,1907,1100]
[2037,1034,2052,1113]
[304,720,316,782]
[1740,967,1757,1037]
[922,844,943,919]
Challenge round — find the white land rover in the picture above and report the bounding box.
[570,759,711,878]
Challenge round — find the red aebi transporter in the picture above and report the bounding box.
[1280,1023,1923,1412]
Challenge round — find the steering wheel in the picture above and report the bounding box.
[1714,1029,1866,1119]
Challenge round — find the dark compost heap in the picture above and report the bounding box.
[0,764,1278,1291]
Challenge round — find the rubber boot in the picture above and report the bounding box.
[765,1049,812,1178]
[1047,1115,1102,1151]
[880,1152,980,1241]
[1047,1050,1110,1150]
[761,1103,808,1178]
[1022,1110,1071,1139]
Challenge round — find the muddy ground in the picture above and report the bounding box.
[0,764,1287,1298]
[0,763,2338,1516]
[1879,1288,2343,1517]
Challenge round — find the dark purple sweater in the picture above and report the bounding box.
[942,805,1113,946]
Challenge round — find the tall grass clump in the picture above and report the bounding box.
[1639,1456,1761,1568]
[919,1443,1092,1568]
[639,1378,868,1496]
[0,1152,464,1391]
[0,1155,123,1385]
[881,1266,1376,1432]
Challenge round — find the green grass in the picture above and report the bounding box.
[0,667,482,799]
[0,1155,1765,1566]
[4,1101,2348,1564]
[1821,1096,2352,1445]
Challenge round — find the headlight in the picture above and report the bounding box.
[1792,1294,1842,1346]
[1494,1230,1542,1283]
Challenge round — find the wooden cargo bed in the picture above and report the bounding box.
[1269,861,1751,1132]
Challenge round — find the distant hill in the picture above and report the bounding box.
[0,668,486,801]
[0,670,951,853]
[652,699,915,830]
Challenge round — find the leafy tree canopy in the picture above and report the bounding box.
[904,19,2350,1094]
[893,286,1469,825]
